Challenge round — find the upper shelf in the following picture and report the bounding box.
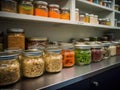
[0,11,120,30]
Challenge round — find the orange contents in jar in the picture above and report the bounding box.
[60,8,70,20]
[34,8,48,17]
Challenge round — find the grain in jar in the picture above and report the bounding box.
[34,1,48,17]
[19,1,33,15]
[22,50,44,78]
[94,15,98,24]
[44,45,62,73]
[48,4,60,19]
[75,8,79,21]
[60,8,70,20]
[0,52,20,86]
[1,0,17,13]
[7,28,25,50]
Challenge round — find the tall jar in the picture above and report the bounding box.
[60,8,70,20]
[61,43,75,67]
[34,1,48,17]
[44,45,62,73]
[75,8,79,21]
[0,52,20,86]
[101,43,111,59]
[48,4,60,19]
[22,50,44,78]
[84,13,89,23]
[91,44,103,62]
[109,42,116,56]
[1,0,17,13]
[75,44,91,65]
[7,28,25,50]
[19,1,33,15]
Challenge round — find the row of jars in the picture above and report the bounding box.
[0,0,70,20]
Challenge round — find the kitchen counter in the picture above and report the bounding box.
[1,56,120,90]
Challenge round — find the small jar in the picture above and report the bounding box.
[89,14,94,24]
[109,42,116,56]
[75,8,79,21]
[1,0,17,13]
[99,0,103,5]
[19,1,33,15]
[102,1,108,7]
[106,18,111,26]
[98,18,102,25]
[84,13,89,23]
[94,15,98,24]
[115,4,119,11]
[7,28,25,50]
[22,50,44,78]
[34,1,48,17]
[44,45,62,73]
[0,52,20,86]
[79,14,85,22]
[60,8,70,20]
[0,31,4,51]
[94,0,99,4]
[101,43,111,59]
[91,44,103,62]
[75,44,91,65]
[48,4,60,19]
[61,43,75,67]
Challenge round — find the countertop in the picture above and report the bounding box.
[1,56,120,90]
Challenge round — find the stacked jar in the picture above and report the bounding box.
[75,44,91,65]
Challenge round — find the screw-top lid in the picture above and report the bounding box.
[75,44,91,49]
[35,1,48,5]
[49,4,60,8]
[7,28,24,33]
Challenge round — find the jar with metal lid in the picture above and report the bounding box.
[84,13,89,23]
[7,28,25,50]
[0,31,4,51]
[89,14,94,24]
[0,52,20,86]
[19,1,33,15]
[75,8,79,21]
[34,1,48,17]
[22,50,44,78]
[91,44,103,62]
[60,8,70,20]
[1,0,17,13]
[44,45,62,73]
[48,4,60,19]
[61,43,74,67]
[101,43,111,59]
[75,44,91,65]
[79,14,85,23]
[109,42,116,56]
[26,37,48,49]
[116,42,120,55]
[94,15,98,24]
[115,4,119,11]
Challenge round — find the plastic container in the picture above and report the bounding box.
[7,28,25,50]
[60,8,70,20]
[0,31,4,51]
[75,8,79,21]
[91,44,103,62]
[22,50,44,78]
[48,4,60,19]
[44,45,62,73]
[19,1,33,15]
[61,43,75,67]
[0,52,20,86]
[75,44,91,65]
[34,1,48,17]
[1,0,17,13]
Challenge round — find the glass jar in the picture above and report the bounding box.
[0,31,4,51]
[79,14,85,23]
[7,28,25,50]
[61,43,75,67]
[44,45,62,73]
[99,0,103,5]
[19,1,33,15]
[117,21,120,27]
[94,15,98,24]
[1,0,17,13]
[115,4,119,11]
[91,44,102,62]
[34,1,48,17]
[48,4,60,19]
[75,44,91,65]
[89,14,94,24]
[102,1,108,7]
[26,37,48,49]
[75,8,79,21]
[109,42,116,56]
[114,19,117,27]
[94,0,99,4]
[84,13,89,23]
[60,8,70,20]
[101,43,111,59]
[22,50,44,78]
[107,1,112,8]
[116,42,120,55]
[0,52,20,86]
[106,18,111,26]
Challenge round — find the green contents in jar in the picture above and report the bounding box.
[75,49,91,65]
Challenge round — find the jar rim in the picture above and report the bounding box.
[35,1,48,5]
[75,45,91,49]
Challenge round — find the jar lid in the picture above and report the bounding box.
[101,42,111,47]
[27,37,48,41]
[35,1,48,5]
[75,8,79,11]
[49,4,60,8]
[4,48,23,54]
[61,7,69,11]
[80,15,85,17]
[7,28,24,33]
[85,13,89,16]
[60,43,74,50]
[115,4,119,7]
[0,52,18,60]
[23,50,42,56]
[46,45,61,53]
[94,15,98,18]
[91,44,102,48]
[75,45,91,49]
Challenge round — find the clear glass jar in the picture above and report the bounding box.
[44,45,62,73]
[115,4,119,11]
[89,14,94,24]
[79,15,85,23]
[0,31,4,51]
[60,8,70,20]
[19,1,33,15]
[102,1,108,7]
[91,44,103,62]
[1,0,17,13]
[22,50,44,78]
[94,0,99,4]
[107,1,112,8]
[0,52,20,86]
[106,18,111,26]
[7,28,25,50]
[61,43,75,67]
[109,42,116,56]
[94,15,98,24]
[75,8,79,21]
[75,45,91,65]
[48,4,60,19]
[34,1,48,17]
[101,43,111,59]
[99,0,103,5]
